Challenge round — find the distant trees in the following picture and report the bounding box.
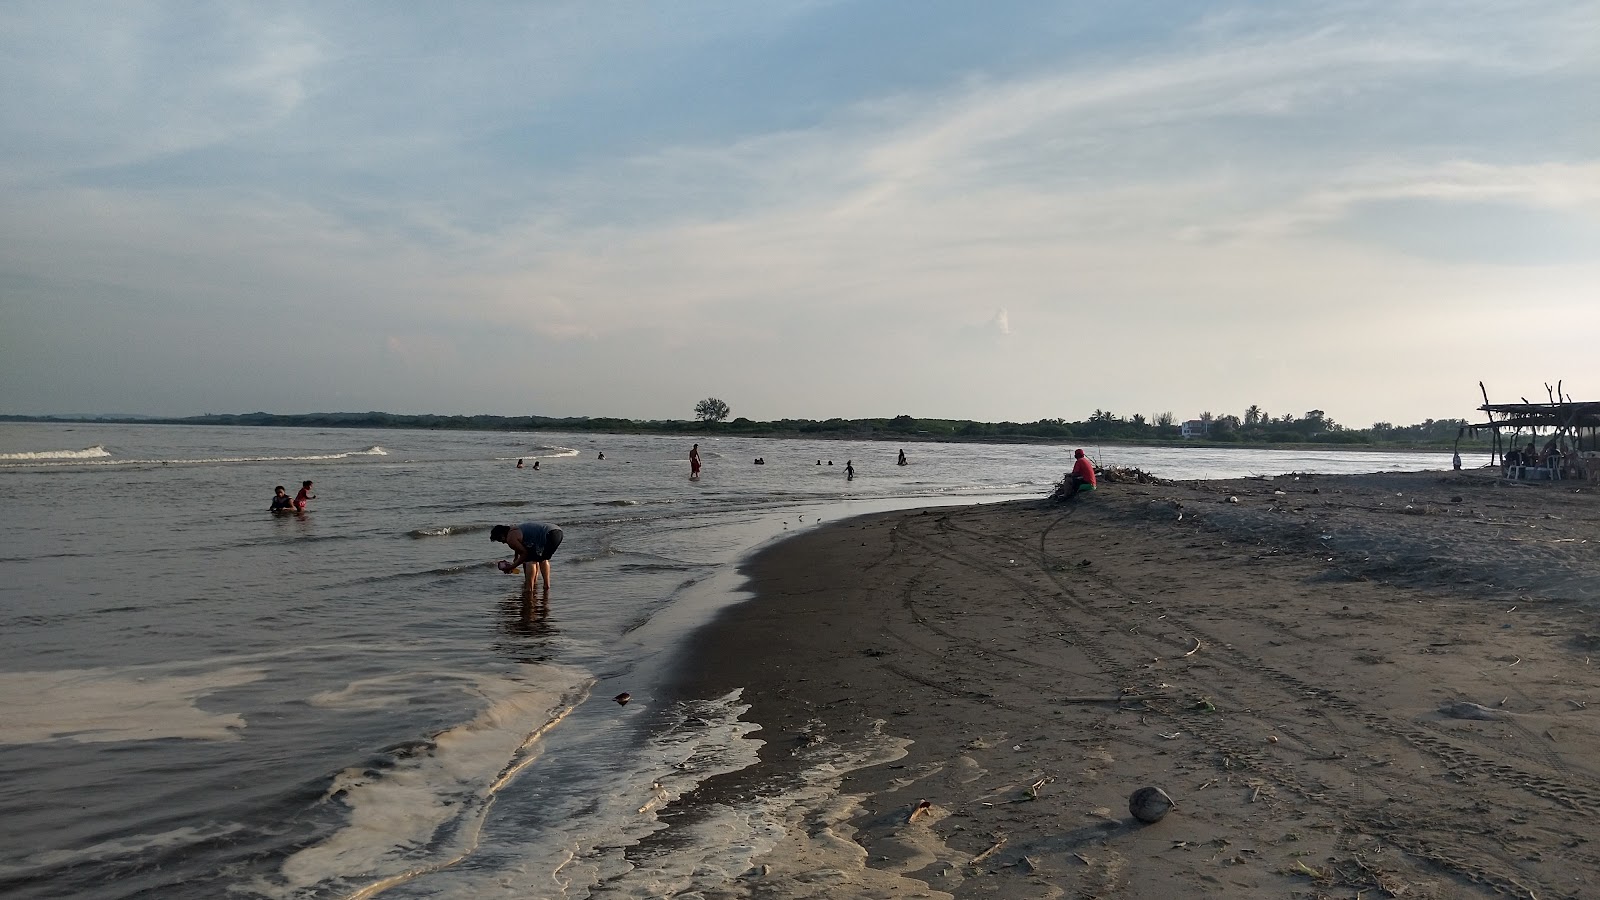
[694,398,730,423]
[90,403,1481,449]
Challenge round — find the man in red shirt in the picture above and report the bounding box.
[1069,449,1096,496]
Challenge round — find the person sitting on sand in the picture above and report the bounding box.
[1068,449,1097,496]
[491,522,565,593]
[269,486,294,512]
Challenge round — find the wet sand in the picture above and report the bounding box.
[668,470,1600,899]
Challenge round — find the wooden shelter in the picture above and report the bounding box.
[1469,382,1600,464]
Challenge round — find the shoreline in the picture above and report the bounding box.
[662,470,1599,898]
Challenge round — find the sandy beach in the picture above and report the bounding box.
[668,470,1600,899]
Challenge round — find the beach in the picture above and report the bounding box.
[671,470,1600,899]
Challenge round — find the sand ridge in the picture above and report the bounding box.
[667,470,1600,899]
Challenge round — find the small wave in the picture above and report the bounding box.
[0,444,111,460]
[0,445,389,468]
[268,668,593,898]
[406,524,490,539]
[601,499,641,507]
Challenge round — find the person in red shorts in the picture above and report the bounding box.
[294,480,316,511]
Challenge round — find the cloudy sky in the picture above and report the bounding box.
[1,1,1594,426]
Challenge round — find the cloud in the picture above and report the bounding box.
[991,308,1011,336]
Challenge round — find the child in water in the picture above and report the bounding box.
[269,486,294,512]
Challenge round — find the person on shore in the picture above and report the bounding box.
[1067,449,1097,496]
[897,449,907,466]
[295,480,316,512]
[491,522,564,593]
[845,460,855,480]
[516,458,524,469]
[690,444,702,479]
[269,486,294,513]
[1452,449,1461,471]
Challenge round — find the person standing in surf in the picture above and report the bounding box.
[491,522,564,594]
[690,444,702,479]
[269,486,294,512]
[294,480,316,512]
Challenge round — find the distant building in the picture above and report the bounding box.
[1181,419,1210,439]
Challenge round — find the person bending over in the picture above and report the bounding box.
[491,522,565,593]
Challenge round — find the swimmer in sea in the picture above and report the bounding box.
[516,458,524,469]
[845,460,854,480]
[269,486,294,512]
[690,443,701,479]
[491,522,565,594]
[294,480,316,512]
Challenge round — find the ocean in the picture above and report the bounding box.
[0,422,1452,899]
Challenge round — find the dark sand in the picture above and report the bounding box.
[668,470,1600,899]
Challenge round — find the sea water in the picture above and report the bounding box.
[0,423,1451,899]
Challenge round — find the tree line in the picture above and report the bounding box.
[3,405,1484,448]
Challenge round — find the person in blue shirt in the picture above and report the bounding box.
[490,522,565,593]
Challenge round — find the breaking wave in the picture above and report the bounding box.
[0,445,388,468]
[0,445,112,460]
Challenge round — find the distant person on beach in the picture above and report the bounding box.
[845,460,855,480]
[294,480,316,512]
[1068,449,1097,496]
[491,522,564,593]
[897,449,907,466]
[269,486,294,512]
[1452,449,1461,471]
[690,444,702,479]
[516,458,524,469]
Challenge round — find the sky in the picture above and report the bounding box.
[1,1,1595,427]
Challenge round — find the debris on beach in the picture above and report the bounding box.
[1439,700,1503,721]
[1128,786,1175,823]
[1098,466,1171,485]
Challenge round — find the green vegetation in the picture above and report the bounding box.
[694,397,731,423]
[0,406,1488,450]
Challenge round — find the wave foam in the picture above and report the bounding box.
[0,665,266,744]
[0,445,388,468]
[0,444,111,460]
[253,667,593,899]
